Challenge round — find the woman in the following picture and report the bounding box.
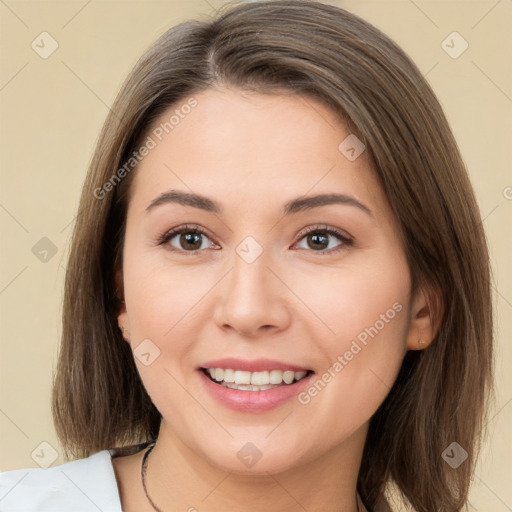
[0,1,493,511]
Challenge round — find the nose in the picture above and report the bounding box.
[212,246,291,338]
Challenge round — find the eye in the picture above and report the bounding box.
[157,224,217,253]
[293,225,353,254]
[157,223,353,255]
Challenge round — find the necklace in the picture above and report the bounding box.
[141,442,363,512]
[141,442,162,512]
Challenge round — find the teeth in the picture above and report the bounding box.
[221,382,277,391]
[250,371,269,385]
[283,370,295,384]
[223,368,235,383]
[269,370,283,384]
[234,370,251,385]
[205,368,309,386]
[294,370,307,381]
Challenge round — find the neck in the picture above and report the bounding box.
[144,421,368,512]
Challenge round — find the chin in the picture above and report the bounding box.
[197,438,310,476]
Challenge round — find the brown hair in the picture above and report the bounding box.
[52,1,494,510]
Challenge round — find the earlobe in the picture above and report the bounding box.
[119,323,130,342]
[117,302,131,344]
[406,284,443,351]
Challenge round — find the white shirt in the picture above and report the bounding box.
[0,449,122,511]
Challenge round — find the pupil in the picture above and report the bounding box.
[181,232,201,250]
[309,233,328,250]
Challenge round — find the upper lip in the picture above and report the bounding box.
[199,358,312,373]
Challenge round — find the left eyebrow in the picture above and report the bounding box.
[282,193,373,217]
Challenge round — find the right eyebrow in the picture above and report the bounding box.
[145,190,221,214]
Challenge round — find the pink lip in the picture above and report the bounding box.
[199,357,310,372]
[198,367,314,413]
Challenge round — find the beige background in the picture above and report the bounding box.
[0,0,510,510]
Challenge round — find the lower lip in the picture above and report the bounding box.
[199,370,314,412]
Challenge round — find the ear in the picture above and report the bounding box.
[406,283,443,351]
[115,265,130,344]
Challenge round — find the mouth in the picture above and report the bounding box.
[197,357,315,411]
[201,367,314,392]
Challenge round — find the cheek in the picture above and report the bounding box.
[122,246,224,409]
[295,251,411,433]
[123,247,210,339]
[122,252,206,416]
[290,248,411,350]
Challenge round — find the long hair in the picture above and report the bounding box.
[52,1,494,510]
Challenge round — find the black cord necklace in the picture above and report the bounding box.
[140,442,363,512]
[141,442,162,512]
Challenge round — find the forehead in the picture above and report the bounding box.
[128,86,387,219]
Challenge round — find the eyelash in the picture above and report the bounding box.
[156,223,353,256]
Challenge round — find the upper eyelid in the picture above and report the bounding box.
[297,224,350,238]
[162,224,349,239]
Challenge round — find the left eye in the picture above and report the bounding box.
[293,227,351,254]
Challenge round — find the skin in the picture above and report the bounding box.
[113,85,436,512]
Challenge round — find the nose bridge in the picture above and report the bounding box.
[228,234,275,304]
[213,232,290,334]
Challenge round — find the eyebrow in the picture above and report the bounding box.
[145,189,372,217]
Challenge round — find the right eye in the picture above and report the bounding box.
[158,224,219,253]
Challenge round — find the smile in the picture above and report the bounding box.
[202,367,311,391]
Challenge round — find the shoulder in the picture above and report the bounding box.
[0,449,122,512]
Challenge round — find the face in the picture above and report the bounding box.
[117,86,422,475]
